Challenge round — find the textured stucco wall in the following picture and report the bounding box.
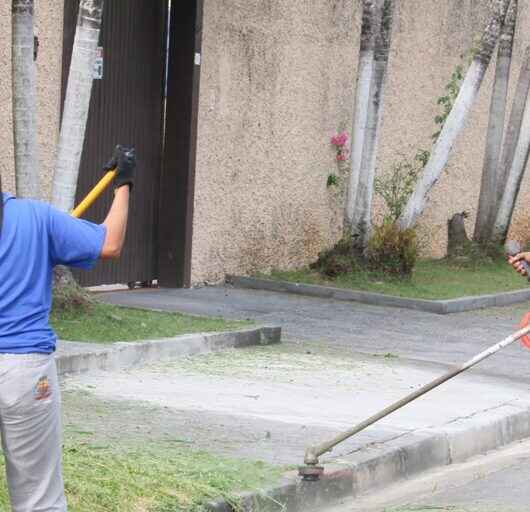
[192,0,530,284]
[193,0,360,283]
[0,1,64,199]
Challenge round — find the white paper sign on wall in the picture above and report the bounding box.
[94,47,104,80]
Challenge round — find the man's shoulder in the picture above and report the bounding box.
[4,195,52,223]
[2,192,15,205]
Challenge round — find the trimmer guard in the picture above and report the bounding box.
[520,312,530,349]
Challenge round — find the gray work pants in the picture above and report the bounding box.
[0,354,66,512]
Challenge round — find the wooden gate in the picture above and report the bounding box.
[62,1,168,286]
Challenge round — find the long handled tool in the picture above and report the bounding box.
[70,169,117,219]
[299,323,530,481]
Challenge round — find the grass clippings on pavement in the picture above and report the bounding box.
[0,389,283,512]
[62,444,280,512]
[51,303,251,343]
[155,341,400,390]
[0,443,281,512]
[265,258,527,300]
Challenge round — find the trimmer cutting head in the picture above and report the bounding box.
[298,465,324,481]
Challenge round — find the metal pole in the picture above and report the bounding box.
[301,325,530,476]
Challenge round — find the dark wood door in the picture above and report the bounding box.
[62,1,168,286]
[159,0,203,287]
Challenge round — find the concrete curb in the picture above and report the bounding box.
[227,275,530,314]
[206,402,530,511]
[56,325,281,376]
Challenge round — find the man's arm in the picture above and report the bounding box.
[99,146,136,260]
[100,186,129,259]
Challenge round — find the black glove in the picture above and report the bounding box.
[103,145,137,191]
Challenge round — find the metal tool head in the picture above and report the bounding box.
[298,465,324,481]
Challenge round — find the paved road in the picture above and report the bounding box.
[326,438,530,512]
[101,285,530,383]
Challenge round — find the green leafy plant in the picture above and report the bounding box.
[374,150,426,222]
[432,64,464,141]
[367,220,418,277]
[327,174,339,188]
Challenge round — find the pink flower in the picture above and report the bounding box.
[331,131,349,147]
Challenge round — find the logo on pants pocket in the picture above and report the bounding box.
[34,376,51,401]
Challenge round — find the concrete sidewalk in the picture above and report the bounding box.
[64,342,530,465]
[97,286,530,510]
[63,341,530,511]
[54,325,281,376]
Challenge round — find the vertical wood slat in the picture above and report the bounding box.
[62,1,168,286]
[159,0,203,287]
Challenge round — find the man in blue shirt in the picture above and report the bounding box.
[0,146,135,511]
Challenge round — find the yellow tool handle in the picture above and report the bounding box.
[71,170,117,218]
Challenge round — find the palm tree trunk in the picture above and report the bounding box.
[51,0,104,312]
[351,0,394,249]
[474,0,517,242]
[398,0,511,230]
[52,0,104,212]
[12,0,40,199]
[494,45,530,217]
[344,0,379,236]
[492,85,530,242]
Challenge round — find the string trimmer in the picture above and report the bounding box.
[299,241,530,481]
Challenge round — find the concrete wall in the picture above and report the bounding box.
[192,0,530,284]
[193,0,360,283]
[3,1,530,286]
[0,1,64,199]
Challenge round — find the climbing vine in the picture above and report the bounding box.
[432,63,464,141]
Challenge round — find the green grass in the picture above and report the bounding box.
[263,258,528,300]
[0,389,283,511]
[63,445,280,512]
[50,303,251,343]
[0,443,281,512]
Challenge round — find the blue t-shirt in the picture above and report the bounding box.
[0,193,106,354]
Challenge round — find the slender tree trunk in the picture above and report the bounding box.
[494,45,530,215]
[398,0,511,230]
[474,0,517,242]
[492,87,530,242]
[12,0,40,199]
[351,0,394,249]
[51,0,104,312]
[344,0,379,236]
[52,0,104,212]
